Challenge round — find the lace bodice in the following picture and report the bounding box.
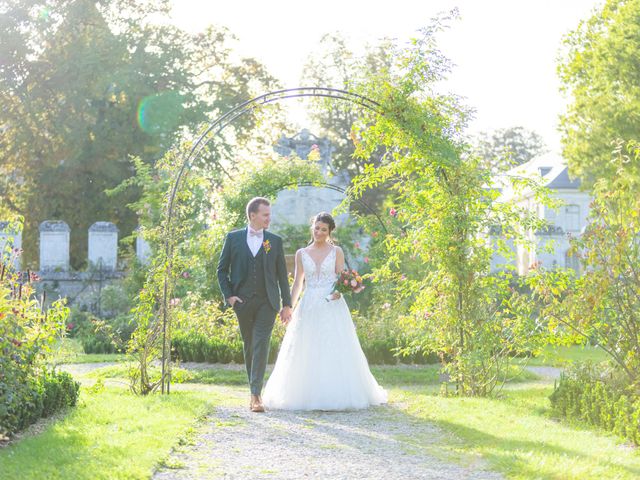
[301,247,337,291]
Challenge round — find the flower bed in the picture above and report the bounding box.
[1,254,80,440]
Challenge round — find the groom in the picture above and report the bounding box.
[217,197,292,412]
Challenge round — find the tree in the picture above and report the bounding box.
[558,0,640,185]
[301,34,394,213]
[531,141,640,387]
[474,126,547,171]
[347,15,552,396]
[301,34,392,176]
[0,0,278,268]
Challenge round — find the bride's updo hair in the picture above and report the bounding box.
[308,212,336,244]
[312,212,336,232]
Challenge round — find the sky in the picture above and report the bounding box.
[170,0,604,156]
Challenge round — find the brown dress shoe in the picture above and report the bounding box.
[250,395,265,413]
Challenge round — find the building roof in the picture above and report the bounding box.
[495,153,582,201]
[545,166,581,189]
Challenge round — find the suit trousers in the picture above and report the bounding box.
[233,294,277,395]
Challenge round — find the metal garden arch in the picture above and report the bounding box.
[160,87,385,393]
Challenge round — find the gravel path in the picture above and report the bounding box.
[525,365,562,380]
[153,387,502,480]
[58,362,117,376]
[55,362,512,478]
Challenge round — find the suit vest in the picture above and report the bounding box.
[237,246,268,299]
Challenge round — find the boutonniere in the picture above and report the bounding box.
[262,239,271,254]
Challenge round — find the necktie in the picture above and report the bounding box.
[249,228,263,237]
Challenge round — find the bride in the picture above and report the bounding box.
[262,212,387,410]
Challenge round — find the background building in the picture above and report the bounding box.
[491,154,590,274]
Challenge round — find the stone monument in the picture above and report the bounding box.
[39,220,70,271]
[88,222,118,270]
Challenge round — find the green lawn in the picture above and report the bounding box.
[527,344,610,367]
[88,362,538,387]
[50,337,129,364]
[0,386,224,480]
[2,345,637,480]
[88,363,445,386]
[384,344,637,479]
[395,383,640,479]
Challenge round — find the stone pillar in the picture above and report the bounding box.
[88,222,118,270]
[39,220,70,271]
[135,228,152,265]
[0,221,22,270]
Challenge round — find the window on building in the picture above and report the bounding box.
[545,207,557,223]
[565,205,580,232]
[565,249,580,272]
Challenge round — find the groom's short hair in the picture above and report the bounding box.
[246,197,271,219]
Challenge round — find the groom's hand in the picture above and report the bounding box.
[280,306,292,325]
[227,296,243,307]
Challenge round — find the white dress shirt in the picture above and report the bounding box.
[247,226,264,257]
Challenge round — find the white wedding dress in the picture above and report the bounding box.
[262,246,388,410]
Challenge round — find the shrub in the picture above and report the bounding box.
[65,306,88,338]
[0,253,80,439]
[535,143,640,389]
[1,368,80,437]
[168,292,252,364]
[351,309,440,365]
[550,362,640,446]
[170,306,438,366]
[68,305,136,354]
[172,331,275,364]
[80,314,136,354]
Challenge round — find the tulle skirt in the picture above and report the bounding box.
[262,286,388,411]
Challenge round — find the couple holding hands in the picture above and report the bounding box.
[217,197,386,413]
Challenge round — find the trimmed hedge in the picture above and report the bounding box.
[359,337,439,365]
[171,330,439,365]
[550,363,640,445]
[1,369,80,439]
[171,332,274,364]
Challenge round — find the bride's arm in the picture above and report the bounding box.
[335,246,346,273]
[329,247,347,300]
[289,249,305,309]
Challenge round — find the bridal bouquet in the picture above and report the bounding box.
[326,269,365,301]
